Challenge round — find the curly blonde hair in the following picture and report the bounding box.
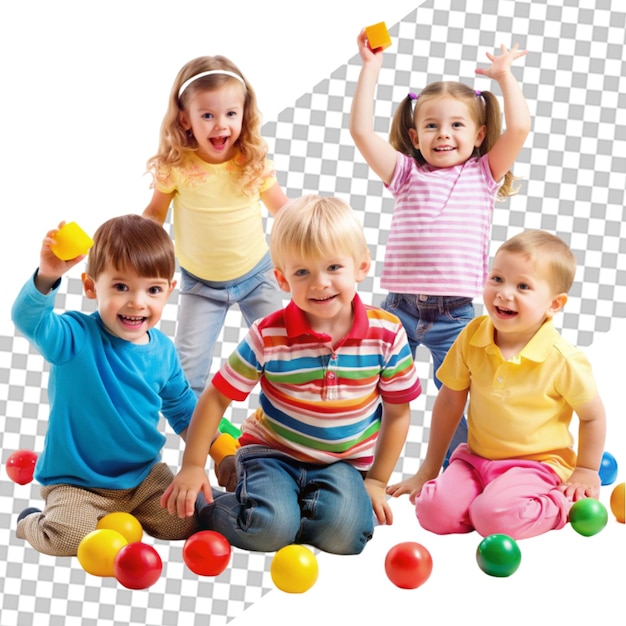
[146,55,268,196]
[390,81,519,199]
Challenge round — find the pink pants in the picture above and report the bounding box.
[415,444,572,540]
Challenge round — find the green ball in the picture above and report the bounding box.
[476,534,521,577]
[569,498,608,537]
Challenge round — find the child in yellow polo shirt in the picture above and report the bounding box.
[387,230,606,540]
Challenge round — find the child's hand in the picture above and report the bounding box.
[365,477,394,525]
[558,467,601,501]
[386,465,437,504]
[160,465,212,518]
[37,223,86,286]
[475,43,528,82]
[215,455,237,492]
[356,28,384,68]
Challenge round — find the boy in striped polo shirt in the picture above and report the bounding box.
[162,195,422,554]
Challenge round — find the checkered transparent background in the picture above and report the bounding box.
[1,1,624,624]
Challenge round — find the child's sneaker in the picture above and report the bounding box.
[17,507,41,523]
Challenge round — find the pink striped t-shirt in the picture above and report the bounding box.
[382,152,501,297]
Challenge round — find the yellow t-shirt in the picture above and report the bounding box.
[437,316,598,481]
[156,154,277,281]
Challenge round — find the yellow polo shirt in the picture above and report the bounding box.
[438,316,598,481]
[157,154,277,281]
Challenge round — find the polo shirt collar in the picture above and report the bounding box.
[471,316,558,363]
[283,293,369,340]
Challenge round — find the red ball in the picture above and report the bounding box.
[5,450,38,485]
[182,530,231,576]
[384,541,433,589]
[113,542,162,589]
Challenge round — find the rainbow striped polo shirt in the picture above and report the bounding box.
[212,294,422,471]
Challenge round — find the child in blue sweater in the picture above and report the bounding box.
[12,214,199,556]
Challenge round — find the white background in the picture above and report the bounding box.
[0,2,623,625]
[0,0,420,334]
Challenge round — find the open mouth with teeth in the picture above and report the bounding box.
[119,315,147,328]
[434,146,455,152]
[310,295,337,303]
[495,306,517,318]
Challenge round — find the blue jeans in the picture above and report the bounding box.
[197,446,374,554]
[176,253,284,396]
[381,293,473,467]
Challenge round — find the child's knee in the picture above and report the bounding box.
[415,481,473,534]
[17,511,92,557]
[317,520,373,554]
[470,492,568,540]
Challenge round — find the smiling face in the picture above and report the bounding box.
[82,263,175,344]
[483,250,567,355]
[409,95,486,168]
[179,81,246,164]
[274,251,370,338]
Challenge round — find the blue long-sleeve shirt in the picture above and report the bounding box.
[11,272,196,489]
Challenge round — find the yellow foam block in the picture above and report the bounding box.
[50,221,94,260]
[209,433,240,467]
[365,21,392,51]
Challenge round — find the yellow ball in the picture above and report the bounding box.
[97,512,143,543]
[610,482,625,524]
[270,544,319,593]
[77,529,128,577]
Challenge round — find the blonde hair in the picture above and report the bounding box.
[270,195,370,271]
[146,55,268,196]
[86,214,175,281]
[497,230,577,294]
[390,81,518,199]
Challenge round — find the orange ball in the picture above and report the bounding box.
[610,482,625,523]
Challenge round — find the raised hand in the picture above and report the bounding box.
[476,43,528,81]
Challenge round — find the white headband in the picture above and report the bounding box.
[178,70,246,99]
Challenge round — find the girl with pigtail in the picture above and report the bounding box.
[350,30,530,488]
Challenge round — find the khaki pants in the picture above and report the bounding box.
[16,462,199,556]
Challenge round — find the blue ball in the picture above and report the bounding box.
[599,451,618,486]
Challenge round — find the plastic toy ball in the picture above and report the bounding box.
[384,541,433,589]
[113,542,163,589]
[182,530,231,576]
[5,449,38,485]
[569,498,608,537]
[599,451,619,486]
[270,544,319,593]
[77,529,128,577]
[97,512,143,543]
[476,534,521,577]
[610,482,625,524]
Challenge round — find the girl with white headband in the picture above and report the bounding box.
[144,56,288,410]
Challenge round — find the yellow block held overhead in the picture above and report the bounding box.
[365,21,392,51]
[50,221,94,260]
